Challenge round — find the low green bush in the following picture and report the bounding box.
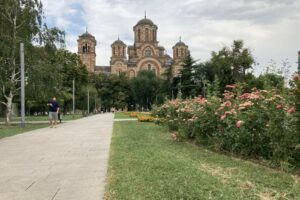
[152,75,300,171]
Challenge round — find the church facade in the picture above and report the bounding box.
[77,17,189,78]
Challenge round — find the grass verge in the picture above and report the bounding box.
[114,112,134,119]
[0,114,82,122]
[0,124,48,139]
[105,121,300,200]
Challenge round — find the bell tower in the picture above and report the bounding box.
[172,37,189,76]
[77,31,97,72]
[110,37,127,75]
[173,37,189,64]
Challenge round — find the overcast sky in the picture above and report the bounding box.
[42,0,300,76]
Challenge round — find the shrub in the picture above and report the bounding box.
[153,83,300,170]
[137,114,154,122]
[129,112,138,118]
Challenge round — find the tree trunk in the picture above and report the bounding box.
[5,91,13,125]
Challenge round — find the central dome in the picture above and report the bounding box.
[134,17,157,28]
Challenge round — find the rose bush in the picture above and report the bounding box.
[152,78,300,170]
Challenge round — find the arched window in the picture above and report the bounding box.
[148,64,151,70]
[181,48,184,57]
[83,43,88,53]
[176,48,179,58]
[113,46,115,56]
[145,28,149,42]
[138,29,141,42]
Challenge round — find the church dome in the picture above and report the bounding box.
[111,39,126,46]
[174,41,187,47]
[134,17,157,28]
[79,31,95,38]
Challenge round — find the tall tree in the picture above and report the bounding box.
[209,40,254,93]
[131,70,160,110]
[0,0,42,124]
[179,53,197,98]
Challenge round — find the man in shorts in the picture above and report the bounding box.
[47,97,60,128]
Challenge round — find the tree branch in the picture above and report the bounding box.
[2,85,8,100]
[0,101,7,106]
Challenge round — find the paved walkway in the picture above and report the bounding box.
[0,113,114,200]
[113,118,138,121]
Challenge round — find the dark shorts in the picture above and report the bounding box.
[49,112,58,120]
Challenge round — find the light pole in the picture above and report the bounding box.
[94,93,97,113]
[20,43,25,128]
[72,79,75,118]
[87,89,90,115]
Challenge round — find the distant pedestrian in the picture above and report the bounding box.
[47,97,60,128]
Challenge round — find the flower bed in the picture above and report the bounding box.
[152,77,300,171]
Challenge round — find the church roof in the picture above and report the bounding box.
[111,39,126,46]
[174,41,187,47]
[79,31,95,39]
[134,17,157,28]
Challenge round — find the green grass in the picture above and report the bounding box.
[0,114,82,122]
[105,121,300,200]
[0,124,48,139]
[114,112,133,119]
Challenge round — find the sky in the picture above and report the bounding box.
[42,0,300,76]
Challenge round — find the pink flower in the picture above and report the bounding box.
[238,106,246,111]
[287,107,296,113]
[224,101,232,107]
[236,120,244,128]
[225,84,236,89]
[276,104,284,109]
[224,94,234,100]
[220,115,226,121]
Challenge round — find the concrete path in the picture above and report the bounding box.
[113,118,138,122]
[0,113,114,200]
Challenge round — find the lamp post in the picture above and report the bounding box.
[20,43,25,128]
[87,89,90,115]
[72,79,75,118]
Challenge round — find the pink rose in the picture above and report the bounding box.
[287,107,296,113]
[236,120,244,128]
[225,84,236,89]
[220,115,226,121]
[276,104,284,109]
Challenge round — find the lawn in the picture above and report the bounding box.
[0,124,48,139]
[0,114,83,122]
[114,112,133,119]
[105,120,300,200]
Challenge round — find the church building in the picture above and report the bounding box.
[77,16,189,78]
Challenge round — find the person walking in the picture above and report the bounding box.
[47,96,60,128]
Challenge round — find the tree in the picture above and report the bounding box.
[179,53,198,98]
[92,72,131,111]
[0,0,43,124]
[131,70,161,110]
[209,40,255,93]
[0,0,65,124]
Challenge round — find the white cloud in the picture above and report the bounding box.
[42,0,300,75]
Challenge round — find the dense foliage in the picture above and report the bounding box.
[153,76,300,171]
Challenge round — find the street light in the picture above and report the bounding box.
[20,43,25,128]
[72,79,75,118]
